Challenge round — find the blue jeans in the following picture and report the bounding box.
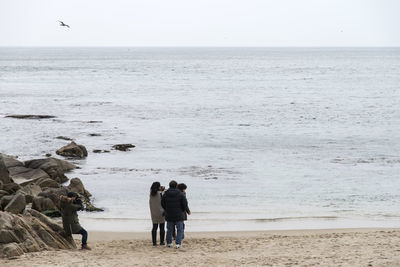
[77,228,88,245]
[166,221,183,245]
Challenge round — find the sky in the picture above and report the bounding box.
[0,0,399,47]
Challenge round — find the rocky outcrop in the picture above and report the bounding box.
[112,144,135,151]
[24,157,76,184]
[0,209,76,258]
[18,184,42,203]
[56,142,88,158]
[4,193,26,214]
[2,182,21,194]
[9,166,50,183]
[32,196,57,212]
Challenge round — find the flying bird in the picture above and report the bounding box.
[58,21,70,28]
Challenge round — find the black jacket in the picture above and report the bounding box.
[161,188,188,222]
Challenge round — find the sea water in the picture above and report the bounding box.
[0,47,399,231]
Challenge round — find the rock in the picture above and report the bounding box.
[35,177,59,189]
[88,133,101,137]
[56,142,88,158]
[93,149,110,153]
[31,196,57,212]
[4,193,26,214]
[56,136,73,141]
[1,243,24,258]
[8,166,50,184]
[17,184,42,203]
[38,187,68,208]
[5,115,56,119]
[0,195,14,210]
[112,144,135,151]
[67,178,88,196]
[45,153,52,157]
[0,156,11,184]
[0,190,9,199]
[0,154,23,168]
[0,180,3,190]
[24,157,76,183]
[87,120,102,123]
[2,182,21,194]
[0,209,76,258]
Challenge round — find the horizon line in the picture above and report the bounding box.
[0,45,400,49]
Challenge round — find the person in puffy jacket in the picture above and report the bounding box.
[161,180,189,249]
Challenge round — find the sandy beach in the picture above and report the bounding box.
[1,228,399,266]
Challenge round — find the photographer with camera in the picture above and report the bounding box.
[149,182,166,246]
[60,192,91,250]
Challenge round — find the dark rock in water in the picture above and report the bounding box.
[88,133,101,137]
[56,136,73,141]
[4,193,26,214]
[45,153,52,157]
[0,156,11,184]
[112,144,135,151]
[2,183,21,194]
[32,196,57,212]
[56,142,88,158]
[93,149,110,153]
[86,120,102,123]
[24,157,76,183]
[5,115,56,119]
[0,209,76,258]
[17,184,42,203]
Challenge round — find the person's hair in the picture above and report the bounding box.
[150,182,161,196]
[169,180,178,189]
[177,183,187,191]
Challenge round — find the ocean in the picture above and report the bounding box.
[0,47,399,231]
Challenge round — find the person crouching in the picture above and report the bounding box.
[60,192,91,250]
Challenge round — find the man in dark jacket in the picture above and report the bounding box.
[60,192,91,250]
[161,180,189,249]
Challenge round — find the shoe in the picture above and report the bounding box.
[81,244,92,250]
[166,244,172,248]
[160,242,165,246]
[153,243,157,246]
[175,244,181,249]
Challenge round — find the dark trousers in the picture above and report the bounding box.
[77,228,88,245]
[152,223,165,245]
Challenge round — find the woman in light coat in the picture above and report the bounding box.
[149,181,165,246]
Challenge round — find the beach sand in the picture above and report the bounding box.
[2,228,399,266]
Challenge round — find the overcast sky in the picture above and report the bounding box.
[0,0,399,47]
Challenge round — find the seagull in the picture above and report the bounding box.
[58,21,70,28]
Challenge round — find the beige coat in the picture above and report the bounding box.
[149,191,165,224]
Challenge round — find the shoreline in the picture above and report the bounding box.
[86,227,400,241]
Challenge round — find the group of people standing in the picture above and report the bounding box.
[149,180,190,249]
